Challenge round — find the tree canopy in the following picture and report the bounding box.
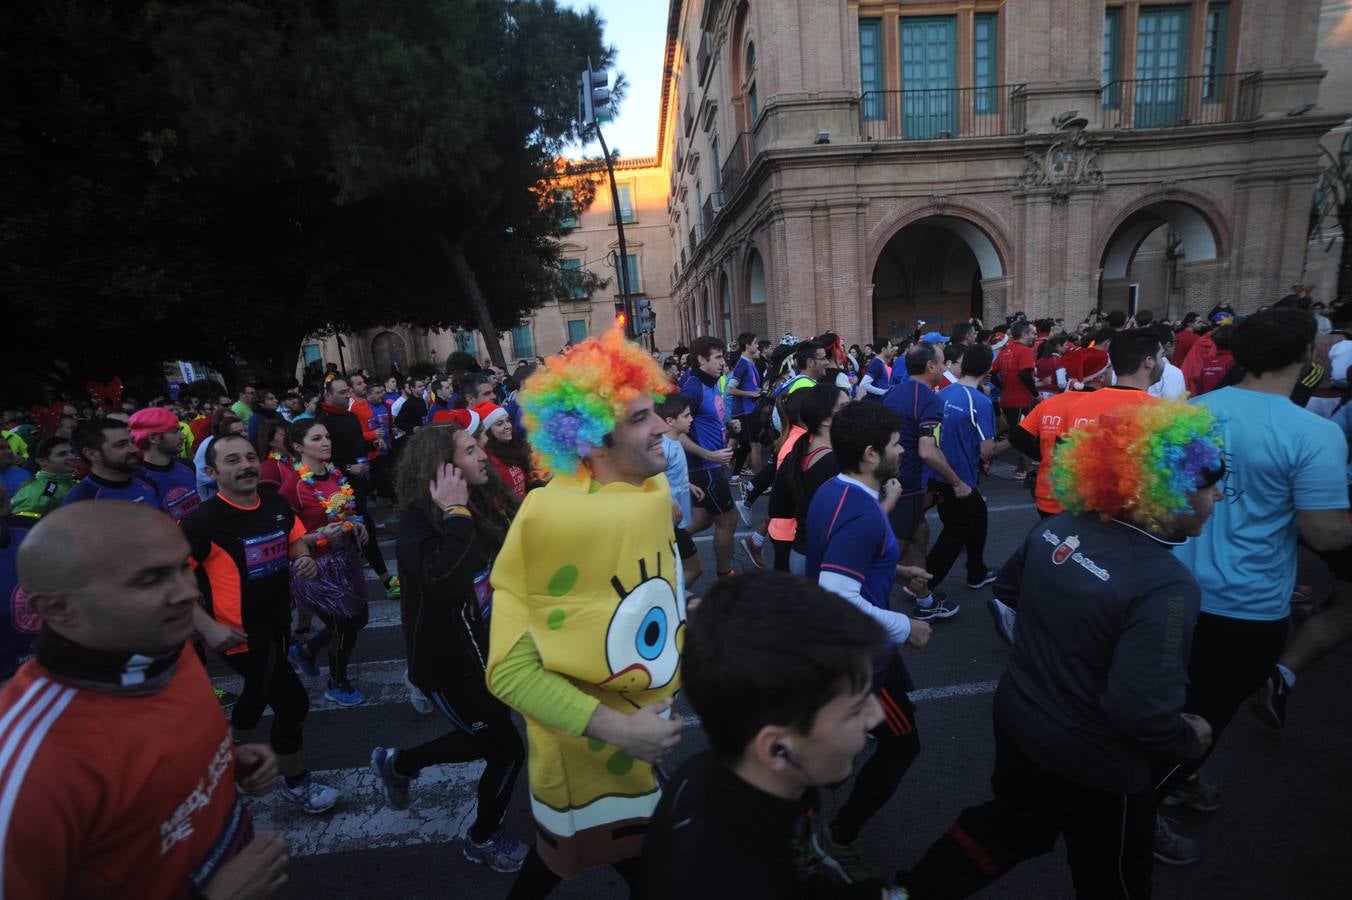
[0,0,614,398]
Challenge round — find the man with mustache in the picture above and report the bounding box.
[182,433,341,814]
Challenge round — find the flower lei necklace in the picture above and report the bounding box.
[268,451,290,463]
[294,461,358,531]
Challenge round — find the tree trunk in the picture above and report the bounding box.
[447,239,509,370]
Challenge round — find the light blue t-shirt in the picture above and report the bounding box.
[662,434,692,529]
[1173,387,1347,621]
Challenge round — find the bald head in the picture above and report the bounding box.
[20,502,199,654]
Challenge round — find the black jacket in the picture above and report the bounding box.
[636,752,882,900]
[316,404,367,472]
[396,502,493,691]
[992,512,1204,793]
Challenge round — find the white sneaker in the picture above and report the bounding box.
[277,774,340,814]
[405,671,432,715]
[987,598,1017,646]
[734,499,753,528]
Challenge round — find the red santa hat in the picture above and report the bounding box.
[474,402,509,432]
[1062,348,1112,389]
[431,408,481,434]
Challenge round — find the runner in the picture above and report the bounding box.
[255,419,293,492]
[658,393,704,588]
[927,343,1011,594]
[486,328,684,897]
[1160,308,1351,859]
[281,420,372,708]
[193,410,247,501]
[804,399,934,883]
[0,484,38,682]
[679,335,739,578]
[726,332,764,482]
[882,342,968,619]
[183,432,341,815]
[130,406,202,522]
[63,417,159,506]
[477,401,530,501]
[993,321,1038,480]
[859,338,897,400]
[369,424,529,874]
[777,383,849,575]
[637,571,906,898]
[3,501,287,897]
[10,436,76,516]
[903,401,1224,899]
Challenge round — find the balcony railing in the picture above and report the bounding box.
[701,192,723,232]
[860,85,1026,141]
[688,222,705,252]
[1101,72,1260,130]
[720,131,753,198]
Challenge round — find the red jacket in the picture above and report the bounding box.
[1179,334,1234,396]
[0,650,249,898]
[1172,328,1200,366]
[488,451,528,500]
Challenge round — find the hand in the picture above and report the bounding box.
[234,743,279,797]
[429,462,470,508]
[671,500,683,524]
[685,595,702,615]
[897,564,933,584]
[690,483,706,502]
[708,447,734,466]
[880,478,902,508]
[1181,713,1213,754]
[201,618,247,653]
[349,521,369,546]
[728,419,742,434]
[200,830,289,900]
[347,463,369,478]
[291,556,319,581]
[906,618,933,651]
[320,522,347,542]
[590,698,683,764]
[953,481,973,498]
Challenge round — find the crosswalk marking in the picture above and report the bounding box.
[250,761,485,857]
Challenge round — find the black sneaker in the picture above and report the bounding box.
[966,571,998,590]
[913,592,959,621]
[1152,815,1200,865]
[1248,667,1289,730]
[1163,774,1221,812]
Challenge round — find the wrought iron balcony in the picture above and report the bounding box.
[1101,72,1261,130]
[859,84,1026,141]
[701,192,723,232]
[720,131,753,198]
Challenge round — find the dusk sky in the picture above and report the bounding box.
[563,0,666,159]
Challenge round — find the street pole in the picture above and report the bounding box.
[591,125,635,341]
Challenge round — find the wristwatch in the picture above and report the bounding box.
[441,504,471,518]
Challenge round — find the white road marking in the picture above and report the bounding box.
[251,761,484,857]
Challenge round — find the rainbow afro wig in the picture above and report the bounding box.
[1051,400,1224,531]
[520,326,671,475]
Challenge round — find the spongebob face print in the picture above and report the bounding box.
[601,554,685,693]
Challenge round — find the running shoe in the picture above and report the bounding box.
[740,535,766,569]
[405,670,433,715]
[325,679,366,707]
[913,592,959,621]
[1249,667,1290,730]
[987,598,1017,646]
[1163,774,1221,812]
[289,643,320,677]
[1152,815,1200,865]
[966,571,998,590]
[277,774,340,815]
[463,830,530,873]
[370,747,412,810]
[1011,469,1028,482]
[734,498,754,528]
[811,824,876,884]
[383,575,402,598]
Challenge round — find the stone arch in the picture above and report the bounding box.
[866,201,1014,282]
[1097,192,1227,281]
[370,330,408,375]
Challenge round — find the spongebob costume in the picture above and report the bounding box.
[487,469,686,876]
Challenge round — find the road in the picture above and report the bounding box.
[212,470,1352,899]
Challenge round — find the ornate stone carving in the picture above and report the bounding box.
[1019,123,1104,202]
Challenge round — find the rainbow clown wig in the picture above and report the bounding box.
[519,327,671,475]
[1051,400,1225,532]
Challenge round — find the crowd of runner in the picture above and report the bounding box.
[0,293,1348,898]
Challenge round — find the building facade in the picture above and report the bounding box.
[666,0,1347,346]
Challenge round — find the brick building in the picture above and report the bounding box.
[666,0,1348,346]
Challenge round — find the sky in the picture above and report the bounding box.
[563,0,666,158]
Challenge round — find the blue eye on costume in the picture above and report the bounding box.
[636,607,667,660]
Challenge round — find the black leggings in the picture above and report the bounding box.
[352,479,389,578]
[831,664,921,844]
[223,635,310,756]
[743,456,777,506]
[394,678,526,845]
[305,604,369,684]
[505,850,640,900]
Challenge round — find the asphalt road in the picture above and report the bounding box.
[217,470,1352,899]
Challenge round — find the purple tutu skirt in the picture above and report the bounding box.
[292,543,367,620]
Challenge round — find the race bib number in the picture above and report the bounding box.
[243,531,288,580]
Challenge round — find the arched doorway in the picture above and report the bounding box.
[718,273,733,343]
[747,249,767,306]
[871,216,1004,341]
[370,331,408,375]
[1098,200,1221,320]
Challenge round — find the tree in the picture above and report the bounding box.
[1310,129,1352,303]
[0,0,614,396]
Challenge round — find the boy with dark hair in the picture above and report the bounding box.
[680,335,738,577]
[859,338,896,400]
[727,332,764,483]
[804,400,933,883]
[637,571,906,900]
[657,393,703,588]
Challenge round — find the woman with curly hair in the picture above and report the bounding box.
[368,423,528,873]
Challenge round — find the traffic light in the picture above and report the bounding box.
[634,297,654,334]
[579,64,611,126]
[614,302,627,331]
